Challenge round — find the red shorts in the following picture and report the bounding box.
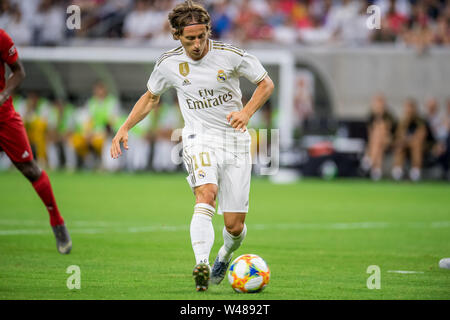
[0,112,33,163]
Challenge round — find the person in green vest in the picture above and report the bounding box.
[46,99,78,171]
[21,92,52,167]
[74,81,120,169]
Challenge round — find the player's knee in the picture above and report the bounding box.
[225,221,244,237]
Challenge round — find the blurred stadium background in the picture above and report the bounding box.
[1,0,449,181]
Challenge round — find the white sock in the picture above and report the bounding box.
[392,166,403,181]
[370,167,382,181]
[361,156,372,171]
[409,167,421,182]
[218,224,247,263]
[190,203,215,265]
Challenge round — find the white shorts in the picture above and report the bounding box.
[182,135,252,214]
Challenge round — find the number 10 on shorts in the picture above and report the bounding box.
[191,152,211,170]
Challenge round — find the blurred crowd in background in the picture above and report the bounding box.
[0,0,449,50]
[1,86,449,182]
[361,94,450,181]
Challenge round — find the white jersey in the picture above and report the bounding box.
[147,39,267,149]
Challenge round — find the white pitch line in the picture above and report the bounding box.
[0,219,129,227]
[0,220,450,236]
[387,270,425,274]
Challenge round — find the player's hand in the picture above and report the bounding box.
[227,110,250,132]
[110,127,129,159]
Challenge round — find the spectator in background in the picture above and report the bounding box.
[9,0,40,23]
[426,97,450,180]
[232,0,271,43]
[299,12,333,45]
[376,0,412,18]
[150,20,178,46]
[291,0,313,29]
[433,15,450,45]
[72,81,119,169]
[123,0,164,40]
[1,0,448,46]
[70,0,106,37]
[424,97,443,141]
[309,0,334,26]
[0,0,12,28]
[265,0,286,28]
[33,0,65,46]
[91,0,133,38]
[22,92,52,167]
[361,94,396,181]
[401,1,435,53]
[325,0,360,45]
[385,0,408,35]
[46,99,78,171]
[349,0,374,46]
[210,0,233,39]
[273,15,298,45]
[392,98,427,182]
[0,3,31,45]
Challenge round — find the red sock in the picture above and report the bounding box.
[31,170,64,227]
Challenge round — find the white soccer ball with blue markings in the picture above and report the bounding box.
[227,254,270,293]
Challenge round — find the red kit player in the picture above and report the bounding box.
[0,29,72,254]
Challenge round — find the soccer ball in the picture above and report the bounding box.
[228,254,270,293]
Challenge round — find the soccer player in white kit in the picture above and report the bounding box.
[110,0,274,291]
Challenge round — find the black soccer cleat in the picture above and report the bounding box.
[210,256,231,285]
[192,263,210,292]
[51,224,72,254]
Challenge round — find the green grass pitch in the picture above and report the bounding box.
[0,171,449,300]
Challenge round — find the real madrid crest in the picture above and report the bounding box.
[179,62,190,77]
[198,170,206,179]
[217,70,227,83]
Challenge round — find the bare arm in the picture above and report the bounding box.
[110,90,160,159]
[227,75,275,131]
[0,59,26,105]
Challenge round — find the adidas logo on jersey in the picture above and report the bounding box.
[182,79,191,86]
[21,151,29,159]
[8,45,17,56]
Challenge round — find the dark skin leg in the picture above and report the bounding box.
[13,160,42,182]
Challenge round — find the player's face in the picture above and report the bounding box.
[179,24,209,61]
